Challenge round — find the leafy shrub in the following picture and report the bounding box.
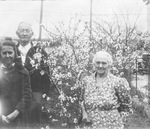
[31,17,150,128]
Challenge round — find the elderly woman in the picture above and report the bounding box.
[0,37,32,128]
[81,51,132,129]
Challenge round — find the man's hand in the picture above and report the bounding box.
[6,110,20,122]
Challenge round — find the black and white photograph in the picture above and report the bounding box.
[0,0,150,129]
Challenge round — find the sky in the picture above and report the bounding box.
[0,0,149,39]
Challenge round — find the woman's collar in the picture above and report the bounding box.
[93,71,111,79]
[1,63,15,69]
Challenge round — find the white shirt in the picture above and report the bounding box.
[18,43,32,65]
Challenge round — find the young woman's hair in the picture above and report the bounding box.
[0,37,17,57]
[0,37,23,69]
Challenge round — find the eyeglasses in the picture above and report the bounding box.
[18,29,32,34]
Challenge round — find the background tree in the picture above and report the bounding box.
[31,14,150,128]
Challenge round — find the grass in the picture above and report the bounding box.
[126,113,150,129]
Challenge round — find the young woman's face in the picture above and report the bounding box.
[1,46,15,67]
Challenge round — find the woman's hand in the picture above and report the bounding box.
[2,115,10,124]
[82,110,89,121]
[82,111,92,126]
[80,101,92,125]
[6,110,20,122]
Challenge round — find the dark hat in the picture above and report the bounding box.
[1,37,16,47]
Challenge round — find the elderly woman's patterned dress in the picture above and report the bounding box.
[81,73,132,129]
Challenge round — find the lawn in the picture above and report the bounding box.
[126,113,150,129]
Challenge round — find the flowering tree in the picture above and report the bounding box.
[36,19,91,128]
[31,15,150,128]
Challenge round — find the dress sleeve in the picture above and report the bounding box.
[115,78,132,115]
[15,70,32,112]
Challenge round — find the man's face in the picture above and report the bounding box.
[1,46,15,67]
[16,23,33,45]
[94,58,109,76]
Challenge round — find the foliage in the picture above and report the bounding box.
[31,16,150,128]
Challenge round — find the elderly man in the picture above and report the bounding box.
[0,37,32,128]
[16,22,50,102]
[16,22,33,65]
[16,22,50,126]
[81,50,132,129]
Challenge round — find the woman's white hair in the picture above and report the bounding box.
[93,51,113,65]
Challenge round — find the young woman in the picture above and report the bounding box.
[0,37,32,128]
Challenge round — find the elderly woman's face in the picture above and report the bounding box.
[94,58,109,76]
